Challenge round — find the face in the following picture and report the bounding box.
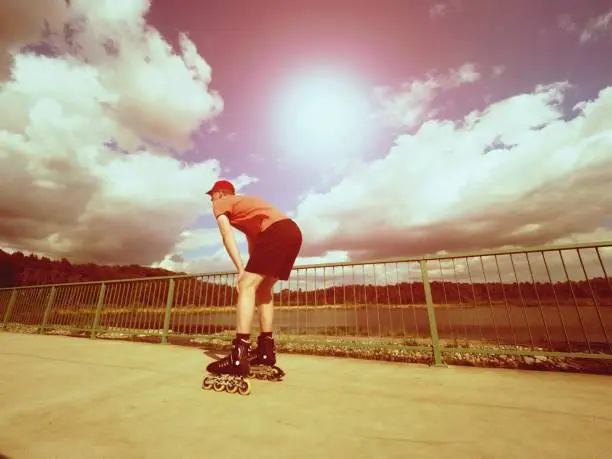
[210,191,223,201]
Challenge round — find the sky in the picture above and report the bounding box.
[1,0,612,276]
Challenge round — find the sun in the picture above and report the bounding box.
[274,69,371,161]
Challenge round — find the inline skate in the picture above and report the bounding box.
[247,334,285,382]
[202,337,252,395]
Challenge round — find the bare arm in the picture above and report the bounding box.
[246,236,254,258]
[216,214,244,273]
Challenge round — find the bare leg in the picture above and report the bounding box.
[236,272,265,334]
[256,277,278,333]
[250,276,284,376]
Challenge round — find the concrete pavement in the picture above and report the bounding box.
[0,332,610,459]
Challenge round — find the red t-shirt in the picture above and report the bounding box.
[212,194,289,240]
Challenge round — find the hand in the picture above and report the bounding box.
[236,269,245,287]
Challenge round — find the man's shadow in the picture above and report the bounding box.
[201,349,228,361]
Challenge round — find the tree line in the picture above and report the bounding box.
[0,250,178,288]
[166,279,609,307]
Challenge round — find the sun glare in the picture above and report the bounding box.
[274,69,371,161]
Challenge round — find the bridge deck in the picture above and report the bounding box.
[0,332,610,459]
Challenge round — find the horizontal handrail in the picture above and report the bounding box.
[1,239,610,291]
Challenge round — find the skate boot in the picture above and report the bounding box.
[202,337,252,395]
[248,334,285,382]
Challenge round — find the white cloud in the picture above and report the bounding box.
[373,63,481,129]
[0,0,253,267]
[295,251,351,267]
[153,230,271,275]
[0,0,68,79]
[429,3,449,19]
[449,63,480,85]
[155,242,350,276]
[492,65,506,78]
[558,9,612,43]
[293,81,612,263]
[154,247,240,275]
[557,14,578,35]
[174,228,222,253]
[429,1,463,20]
[580,8,612,43]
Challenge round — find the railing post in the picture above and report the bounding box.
[2,289,17,329]
[38,286,57,334]
[90,283,106,339]
[161,278,175,344]
[420,260,446,367]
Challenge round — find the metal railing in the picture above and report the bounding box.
[1,240,611,368]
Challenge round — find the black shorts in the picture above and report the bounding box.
[245,219,302,281]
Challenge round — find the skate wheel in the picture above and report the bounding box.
[202,378,213,391]
[271,367,285,380]
[238,379,251,395]
[213,382,225,392]
[226,382,238,394]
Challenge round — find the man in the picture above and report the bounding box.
[204,179,302,382]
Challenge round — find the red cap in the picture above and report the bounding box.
[206,179,235,196]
